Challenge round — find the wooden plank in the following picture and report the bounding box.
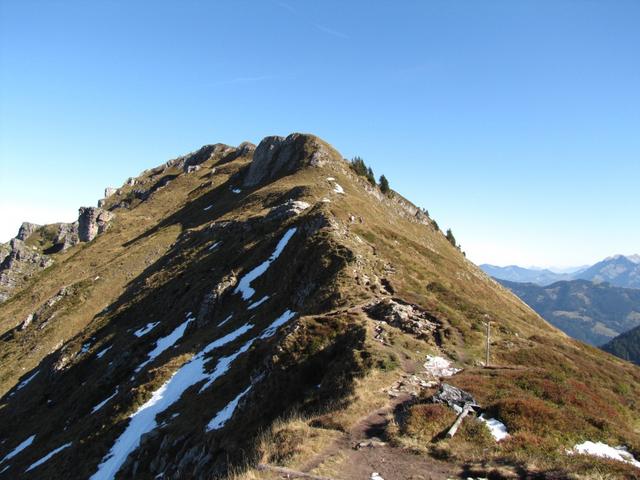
[446,403,473,438]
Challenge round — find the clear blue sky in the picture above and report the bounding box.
[1,0,639,267]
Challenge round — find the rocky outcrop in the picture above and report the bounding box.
[196,273,238,327]
[0,238,53,303]
[243,134,338,187]
[53,222,79,251]
[16,222,40,241]
[265,200,311,222]
[78,207,114,242]
[364,298,438,339]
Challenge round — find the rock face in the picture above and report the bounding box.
[16,222,41,241]
[196,273,237,327]
[0,238,53,303]
[243,134,337,187]
[78,207,114,242]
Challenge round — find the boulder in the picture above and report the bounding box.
[430,383,478,410]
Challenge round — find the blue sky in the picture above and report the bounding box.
[1,0,638,267]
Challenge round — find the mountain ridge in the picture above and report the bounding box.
[482,255,640,289]
[0,133,639,479]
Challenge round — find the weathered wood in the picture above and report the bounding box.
[446,403,473,438]
[257,463,336,480]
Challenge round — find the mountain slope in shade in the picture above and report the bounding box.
[0,133,639,479]
[602,325,640,365]
[497,279,640,346]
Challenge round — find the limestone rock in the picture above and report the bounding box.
[78,207,114,242]
[104,187,117,198]
[364,298,438,339]
[243,133,338,187]
[0,238,53,303]
[53,222,79,251]
[16,222,40,241]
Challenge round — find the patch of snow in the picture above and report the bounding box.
[248,296,269,310]
[571,441,640,468]
[321,197,331,203]
[479,414,509,441]
[234,228,297,300]
[81,342,92,354]
[96,346,112,359]
[370,473,384,480]
[16,370,39,391]
[0,435,35,464]
[326,177,335,181]
[232,188,241,194]
[333,183,345,194]
[423,355,461,378]
[205,384,252,431]
[25,442,72,472]
[0,465,9,474]
[208,241,221,251]
[203,205,213,211]
[135,315,194,372]
[217,314,233,327]
[134,322,160,337]
[90,322,254,480]
[92,388,119,414]
[197,338,255,393]
[259,310,297,339]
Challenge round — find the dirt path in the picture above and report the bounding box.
[292,302,462,480]
[299,389,460,480]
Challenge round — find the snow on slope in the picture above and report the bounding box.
[133,322,160,337]
[234,227,297,300]
[135,314,194,372]
[89,322,254,480]
[25,442,72,472]
[205,385,252,431]
[0,434,35,464]
[572,441,640,468]
[91,388,119,414]
[479,414,509,441]
[90,309,298,480]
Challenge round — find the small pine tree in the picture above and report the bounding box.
[366,167,376,186]
[446,228,457,247]
[350,156,368,176]
[379,175,390,193]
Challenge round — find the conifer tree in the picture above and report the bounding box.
[379,174,390,193]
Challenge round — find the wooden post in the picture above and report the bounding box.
[447,403,473,438]
[485,321,491,368]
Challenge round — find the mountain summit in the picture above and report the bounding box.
[0,134,639,479]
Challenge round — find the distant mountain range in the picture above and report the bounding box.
[602,325,640,365]
[482,254,640,288]
[497,279,640,346]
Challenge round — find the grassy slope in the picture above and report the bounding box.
[0,135,638,479]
